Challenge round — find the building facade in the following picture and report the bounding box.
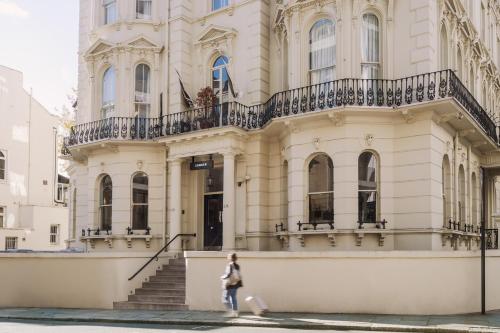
[65,0,500,253]
[0,65,69,251]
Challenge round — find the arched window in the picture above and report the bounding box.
[440,25,448,69]
[310,19,336,84]
[135,64,151,118]
[132,172,148,230]
[0,151,5,180]
[471,173,478,225]
[442,155,452,226]
[457,47,463,78]
[99,175,112,230]
[212,56,229,104]
[361,13,380,79]
[102,66,116,119]
[358,152,378,223]
[308,154,334,223]
[458,165,466,227]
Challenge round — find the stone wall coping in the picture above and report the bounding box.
[184,250,500,259]
[0,252,171,259]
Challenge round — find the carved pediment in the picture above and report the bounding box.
[196,25,237,45]
[85,39,114,57]
[126,35,160,48]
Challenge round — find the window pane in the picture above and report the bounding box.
[0,170,4,180]
[102,67,116,108]
[132,205,148,229]
[104,1,116,24]
[101,206,112,230]
[0,151,4,157]
[136,0,152,19]
[309,192,334,222]
[310,19,335,83]
[133,173,148,204]
[205,167,223,193]
[212,0,228,11]
[361,14,379,63]
[101,176,112,205]
[358,152,377,190]
[0,216,3,228]
[358,191,377,222]
[0,159,4,169]
[309,155,333,193]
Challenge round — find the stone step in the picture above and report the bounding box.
[156,270,185,276]
[143,281,185,289]
[149,275,184,283]
[161,265,186,271]
[113,301,188,311]
[135,288,185,296]
[128,294,185,303]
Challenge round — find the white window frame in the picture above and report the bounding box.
[102,66,116,119]
[131,172,149,230]
[0,150,6,181]
[134,64,151,118]
[361,13,381,80]
[5,237,17,250]
[57,183,69,204]
[103,0,117,25]
[358,151,379,223]
[0,207,5,228]
[307,155,334,224]
[309,18,336,85]
[50,224,60,245]
[136,0,152,20]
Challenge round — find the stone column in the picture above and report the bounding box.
[169,159,182,251]
[223,152,236,250]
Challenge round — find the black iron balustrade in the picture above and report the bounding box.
[358,219,388,229]
[486,228,499,250]
[63,70,498,150]
[297,220,334,231]
[67,116,162,147]
[82,227,111,237]
[275,222,287,232]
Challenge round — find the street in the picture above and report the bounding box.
[0,320,402,333]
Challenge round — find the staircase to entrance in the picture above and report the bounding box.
[114,257,188,310]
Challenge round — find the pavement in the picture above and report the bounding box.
[0,308,499,333]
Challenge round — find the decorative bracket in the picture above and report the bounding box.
[279,235,289,248]
[400,109,415,123]
[296,234,305,247]
[327,233,336,247]
[378,233,386,247]
[355,232,364,246]
[104,237,113,249]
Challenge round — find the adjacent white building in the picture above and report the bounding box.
[0,65,69,251]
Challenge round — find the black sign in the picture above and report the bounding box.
[190,160,214,170]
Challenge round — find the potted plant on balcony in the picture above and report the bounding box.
[195,87,218,129]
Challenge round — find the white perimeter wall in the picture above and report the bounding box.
[0,253,168,309]
[186,251,500,315]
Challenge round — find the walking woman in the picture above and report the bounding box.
[221,253,243,317]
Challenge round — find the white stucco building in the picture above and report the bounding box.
[0,65,69,251]
[65,0,500,253]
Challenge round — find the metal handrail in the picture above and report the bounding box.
[128,233,196,281]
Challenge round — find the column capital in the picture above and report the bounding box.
[167,158,183,165]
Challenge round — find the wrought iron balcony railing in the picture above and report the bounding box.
[62,69,498,154]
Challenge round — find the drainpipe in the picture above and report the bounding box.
[481,167,486,314]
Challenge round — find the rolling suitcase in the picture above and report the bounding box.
[245,296,268,316]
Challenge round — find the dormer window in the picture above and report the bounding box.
[136,0,152,20]
[212,0,228,11]
[103,0,116,25]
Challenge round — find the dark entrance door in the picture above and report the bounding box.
[204,194,223,250]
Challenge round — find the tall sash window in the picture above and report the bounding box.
[135,64,151,118]
[136,0,152,19]
[308,155,334,223]
[99,175,113,231]
[309,19,336,84]
[361,14,380,79]
[103,0,116,25]
[358,152,378,223]
[102,67,116,119]
[132,172,149,230]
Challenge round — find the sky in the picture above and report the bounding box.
[0,0,79,115]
